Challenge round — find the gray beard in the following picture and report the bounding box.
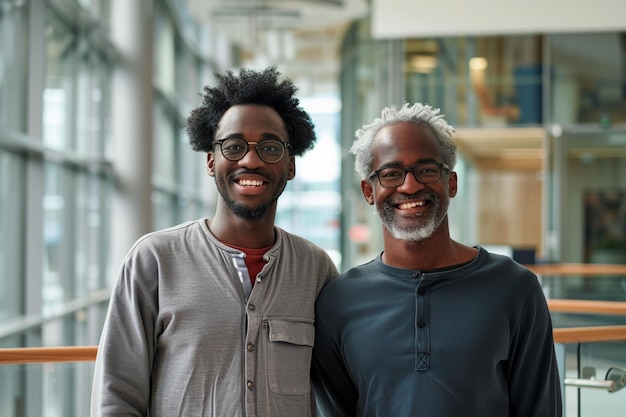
[377,195,447,242]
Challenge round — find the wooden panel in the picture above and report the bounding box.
[477,170,543,251]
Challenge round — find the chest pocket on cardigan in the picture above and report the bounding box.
[265,317,315,395]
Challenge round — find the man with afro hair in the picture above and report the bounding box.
[91,66,338,417]
[188,66,317,157]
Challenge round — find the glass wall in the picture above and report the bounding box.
[339,17,626,267]
[0,1,232,415]
[0,0,29,334]
[277,97,343,267]
[1,0,34,353]
[0,150,24,324]
[547,33,626,262]
[402,35,544,128]
[0,1,28,131]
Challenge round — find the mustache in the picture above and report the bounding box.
[229,168,269,178]
[388,192,436,206]
[233,168,265,175]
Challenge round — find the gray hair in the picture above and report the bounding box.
[350,102,457,179]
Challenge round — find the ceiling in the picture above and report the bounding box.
[184,2,626,174]
[184,1,554,172]
[186,0,369,95]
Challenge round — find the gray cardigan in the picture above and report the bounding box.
[91,219,338,416]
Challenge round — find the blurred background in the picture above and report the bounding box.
[1,0,626,415]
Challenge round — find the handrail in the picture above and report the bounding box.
[547,299,626,315]
[0,328,625,364]
[547,299,626,343]
[1,328,624,364]
[0,346,97,365]
[1,299,626,365]
[553,325,626,343]
[526,263,626,276]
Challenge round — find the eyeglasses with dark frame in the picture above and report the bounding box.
[368,161,450,188]
[215,137,292,164]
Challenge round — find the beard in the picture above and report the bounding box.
[215,172,287,221]
[377,193,448,242]
[225,199,272,220]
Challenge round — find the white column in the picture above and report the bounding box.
[110,0,154,270]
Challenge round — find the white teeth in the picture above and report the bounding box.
[238,179,263,187]
[398,201,425,210]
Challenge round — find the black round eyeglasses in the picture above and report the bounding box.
[215,138,291,164]
[368,161,450,188]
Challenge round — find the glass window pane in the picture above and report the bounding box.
[152,189,177,230]
[153,101,176,184]
[404,35,543,127]
[0,150,25,322]
[0,2,28,131]
[43,162,70,314]
[579,341,626,417]
[550,33,626,125]
[76,54,111,158]
[74,171,111,297]
[44,8,78,150]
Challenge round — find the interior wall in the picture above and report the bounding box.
[477,170,543,256]
[373,0,626,38]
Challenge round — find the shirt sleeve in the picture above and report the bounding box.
[312,299,358,417]
[506,277,563,417]
[91,248,158,417]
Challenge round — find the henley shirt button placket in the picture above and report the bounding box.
[247,305,257,386]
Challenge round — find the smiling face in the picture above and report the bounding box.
[207,104,295,221]
[361,122,457,243]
